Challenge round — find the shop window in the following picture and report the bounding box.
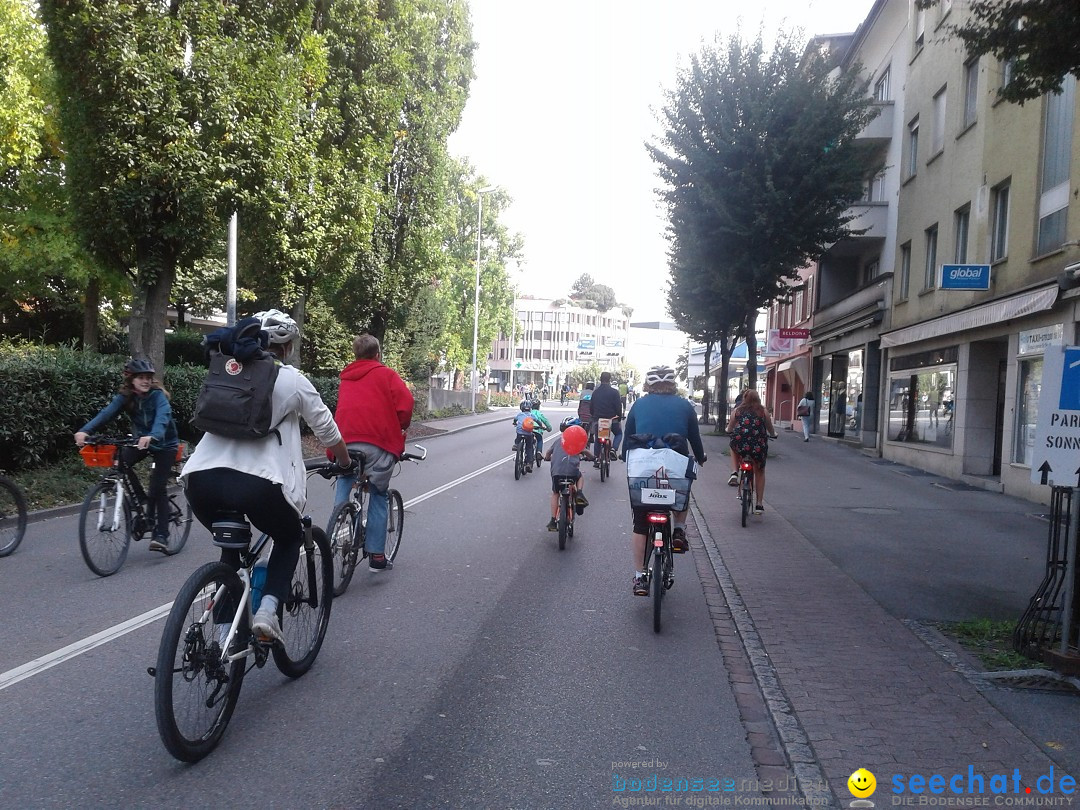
[1014,357,1043,465]
[887,366,956,448]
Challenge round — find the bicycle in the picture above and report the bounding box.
[151,458,338,762]
[643,507,675,633]
[554,476,580,551]
[323,444,427,596]
[0,475,28,558]
[595,418,615,483]
[513,434,536,480]
[78,435,192,576]
[736,458,755,528]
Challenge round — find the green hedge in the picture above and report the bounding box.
[0,342,341,473]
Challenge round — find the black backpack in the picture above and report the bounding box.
[191,348,280,440]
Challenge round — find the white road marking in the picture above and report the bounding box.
[0,455,512,691]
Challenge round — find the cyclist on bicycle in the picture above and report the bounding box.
[529,399,552,468]
[623,364,706,595]
[726,389,775,515]
[511,400,538,472]
[589,371,623,465]
[181,310,352,643]
[75,358,180,553]
[331,333,414,571]
[542,417,593,531]
[576,381,594,433]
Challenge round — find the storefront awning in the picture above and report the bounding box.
[879,284,1059,348]
[776,355,810,382]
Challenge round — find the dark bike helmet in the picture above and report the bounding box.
[520,400,531,411]
[124,357,156,375]
[560,416,581,431]
[531,399,541,410]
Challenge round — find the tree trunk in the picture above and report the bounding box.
[129,247,176,374]
[82,276,100,352]
[700,339,713,424]
[718,342,732,431]
[745,310,759,392]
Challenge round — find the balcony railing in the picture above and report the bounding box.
[856,101,894,145]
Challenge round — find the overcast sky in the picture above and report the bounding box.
[448,0,878,322]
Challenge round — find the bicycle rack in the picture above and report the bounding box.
[1014,486,1077,667]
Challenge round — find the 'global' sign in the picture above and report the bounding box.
[940,264,991,290]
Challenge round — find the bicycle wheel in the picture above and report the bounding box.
[600,447,609,483]
[273,527,333,678]
[514,446,523,480]
[327,500,359,597]
[0,476,28,558]
[740,476,751,528]
[154,561,247,762]
[385,489,404,562]
[557,493,569,550]
[78,481,131,576]
[651,534,665,633]
[164,489,193,555]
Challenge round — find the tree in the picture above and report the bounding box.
[568,273,621,312]
[920,0,1080,104]
[650,29,877,392]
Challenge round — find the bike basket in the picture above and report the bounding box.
[80,445,117,468]
[626,447,693,511]
[174,442,186,463]
[596,418,612,440]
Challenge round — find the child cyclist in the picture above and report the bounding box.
[529,398,552,467]
[74,358,180,553]
[511,400,538,472]
[542,417,593,531]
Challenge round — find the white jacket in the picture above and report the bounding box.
[180,364,342,514]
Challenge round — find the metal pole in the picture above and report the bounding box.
[469,194,482,412]
[508,308,515,394]
[1062,486,1080,653]
[226,211,238,326]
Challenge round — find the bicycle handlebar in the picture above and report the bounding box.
[401,444,427,463]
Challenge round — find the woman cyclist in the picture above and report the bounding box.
[623,364,706,596]
[726,389,776,515]
[75,358,180,553]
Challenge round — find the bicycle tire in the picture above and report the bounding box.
[600,448,608,483]
[385,489,404,562]
[273,526,333,678]
[514,446,522,480]
[327,500,359,596]
[154,561,247,762]
[0,476,28,558]
[740,478,750,528]
[557,492,569,550]
[651,532,665,633]
[164,490,193,555]
[79,481,131,576]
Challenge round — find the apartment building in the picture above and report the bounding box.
[488,296,630,391]
[879,0,1079,501]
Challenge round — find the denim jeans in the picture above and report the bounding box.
[334,473,390,556]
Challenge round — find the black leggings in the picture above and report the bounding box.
[119,445,175,538]
[185,469,304,606]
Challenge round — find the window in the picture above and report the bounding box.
[962,59,979,128]
[864,169,887,202]
[1037,75,1075,255]
[954,205,970,263]
[932,87,946,154]
[887,366,956,448]
[874,68,891,102]
[907,117,920,177]
[899,242,911,300]
[1014,357,1043,465]
[924,225,938,290]
[861,259,880,286]
[991,182,1010,261]
[914,2,926,48]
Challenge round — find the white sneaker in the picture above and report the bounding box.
[251,605,283,644]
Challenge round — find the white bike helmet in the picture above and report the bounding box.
[645,365,676,386]
[254,309,300,345]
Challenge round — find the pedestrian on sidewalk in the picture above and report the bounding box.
[796,391,814,441]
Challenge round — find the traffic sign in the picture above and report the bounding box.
[1031,345,1080,486]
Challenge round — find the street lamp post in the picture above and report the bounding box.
[470,186,496,413]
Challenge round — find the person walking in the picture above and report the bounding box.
[796,391,814,441]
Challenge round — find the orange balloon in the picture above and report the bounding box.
[562,424,588,455]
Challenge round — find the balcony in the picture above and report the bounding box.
[845,201,889,240]
[856,101,894,146]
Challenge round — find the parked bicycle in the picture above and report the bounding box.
[150,458,337,762]
[323,444,427,596]
[78,435,192,576]
[0,475,28,558]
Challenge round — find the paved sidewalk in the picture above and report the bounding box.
[686,446,1059,807]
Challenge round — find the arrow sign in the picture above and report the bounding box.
[1039,461,1052,486]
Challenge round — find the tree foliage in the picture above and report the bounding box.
[651,29,877,391]
[921,0,1080,104]
[568,272,621,312]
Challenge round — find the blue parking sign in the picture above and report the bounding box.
[1060,348,1080,410]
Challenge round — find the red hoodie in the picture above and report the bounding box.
[335,359,414,456]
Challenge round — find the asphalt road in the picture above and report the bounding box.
[0,409,758,809]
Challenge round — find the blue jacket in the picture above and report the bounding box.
[623,393,704,461]
[80,390,179,451]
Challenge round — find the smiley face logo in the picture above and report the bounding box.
[848,768,876,798]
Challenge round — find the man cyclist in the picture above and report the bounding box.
[332,333,415,571]
[622,364,706,596]
[181,309,352,643]
[588,371,623,465]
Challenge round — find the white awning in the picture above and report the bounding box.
[776,355,810,382]
[879,284,1059,348]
